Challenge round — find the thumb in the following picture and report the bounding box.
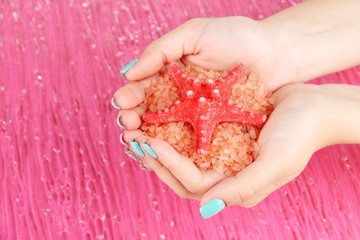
[199,141,308,219]
[123,19,210,80]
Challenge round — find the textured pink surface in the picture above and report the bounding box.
[1,0,360,239]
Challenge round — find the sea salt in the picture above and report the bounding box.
[141,64,274,176]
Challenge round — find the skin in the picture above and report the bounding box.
[114,0,360,213]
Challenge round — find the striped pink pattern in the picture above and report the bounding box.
[1,0,360,239]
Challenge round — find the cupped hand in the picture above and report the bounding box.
[120,17,298,91]
[199,83,360,218]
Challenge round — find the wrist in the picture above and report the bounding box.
[261,0,360,83]
[314,84,360,148]
[261,13,326,84]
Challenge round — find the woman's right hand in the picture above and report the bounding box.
[120,17,299,92]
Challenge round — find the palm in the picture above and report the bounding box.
[181,17,297,91]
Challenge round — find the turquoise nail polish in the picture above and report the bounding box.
[124,146,142,162]
[130,138,145,157]
[139,162,151,171]
[120,133,127,145]
[121,59,138,78]
[116,115,126,129]
[200,199,226,219]
[141,140,158,158]
[111,97,121,110]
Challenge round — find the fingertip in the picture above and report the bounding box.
[113,81,146,109]
[199,198,226,219]
[117,110,142,130]
[122,129,144,144]
[125,53,164,81]
[141,139,159,159]
[111,97,121,110]
[120,59,139,78]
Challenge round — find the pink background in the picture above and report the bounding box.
[1,0,360,239]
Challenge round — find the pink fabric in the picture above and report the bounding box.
[1,0,360,239]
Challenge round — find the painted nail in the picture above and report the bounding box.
[139,162,151,171]
[121,59,138,78]
[141,139,158,158]
[130,138,145,157]
[116,115,126,129]
[200,199,226,219]
[111,97,121,110]
[120,133,127,145]
[124,146,142,162]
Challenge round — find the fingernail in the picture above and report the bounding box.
[120,133,127,145]
[124,146,142,162]
[111,97,121,110]
[139,162,151,171]
[130,138,145,157]
[200,199,226,219]
[141,139,158,158]
[116,115,126,129]
[121,59,138,78]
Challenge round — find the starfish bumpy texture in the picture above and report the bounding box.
[142,63,267,155]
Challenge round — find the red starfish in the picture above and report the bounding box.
[142,63,267,155]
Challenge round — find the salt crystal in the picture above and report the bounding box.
[249,128,257,139]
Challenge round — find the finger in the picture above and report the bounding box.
[140,143,200,200]
[199,140,308,217]
[124,19,210,80]
[123,130,199,200]
[122,129,143,144]
[113,77,153,110]
[122,129,146,162]
[134,136,226,194]
[116,107,145,130]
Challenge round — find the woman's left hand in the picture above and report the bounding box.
[199,83,360,218]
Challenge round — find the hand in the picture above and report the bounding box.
[120,17,298,91]
[199,83,360,218]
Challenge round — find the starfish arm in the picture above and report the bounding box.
[169,63,195,99]
[142,102,193,124]
[142,111,183,123]
[193,120,218,155]
[220,105,267,125]
[217,63,247,97]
